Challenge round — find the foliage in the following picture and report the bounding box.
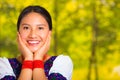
[0,0,120,80]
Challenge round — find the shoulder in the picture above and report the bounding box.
[54,55,73,70]
[54,55,73,66]
[49,55,73,80]
[0,57,10,67]
[0,57,16,79]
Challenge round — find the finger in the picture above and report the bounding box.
[47,33,51,48]
[44,32,51,51]
[17,32,25,47]
[17,32,26,52]
[17,32,19,42]
[17,32,23,50]
[17,32,22,43]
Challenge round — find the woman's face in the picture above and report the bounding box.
[19,12,51,52]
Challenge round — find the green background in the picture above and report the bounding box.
[0,0,120,80]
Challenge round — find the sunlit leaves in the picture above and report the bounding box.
[0,0,120,79]
[66,1,78,13]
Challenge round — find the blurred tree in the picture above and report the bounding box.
[0,0,120,80]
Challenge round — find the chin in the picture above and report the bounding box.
[29,48,38,53]
[31,50,37,53]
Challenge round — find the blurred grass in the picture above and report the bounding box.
[72,65,120,80]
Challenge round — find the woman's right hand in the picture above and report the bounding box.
[17,32,33,60]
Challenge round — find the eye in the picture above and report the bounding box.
[23,26,29,30]
[38,27,44,30]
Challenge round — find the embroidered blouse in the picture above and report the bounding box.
[0,55,73,80]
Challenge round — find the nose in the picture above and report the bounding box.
[29,29,37,38]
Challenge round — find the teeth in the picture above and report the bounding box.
[28,41,39,44]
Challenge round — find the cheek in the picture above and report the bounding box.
[20,32,28,39]
[19,28,29,39]
[41,34,47,41]
[40,32,49,41]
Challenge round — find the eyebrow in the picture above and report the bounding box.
[21,23,47,27]
[37,24,47,27]
[21,23,30,26]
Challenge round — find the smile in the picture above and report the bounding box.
[27,40,40,45]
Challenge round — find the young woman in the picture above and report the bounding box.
[0,5,73,80]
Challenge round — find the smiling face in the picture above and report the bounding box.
[19,12,51,52]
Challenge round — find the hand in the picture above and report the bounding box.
[33,32,51,60]
[17,32,33,60]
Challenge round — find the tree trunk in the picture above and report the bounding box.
[88,1,98,80]
[53,0,58,55]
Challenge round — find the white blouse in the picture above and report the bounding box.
[0,57,16,79]
[49,55,73,80]
[0,55,73,80]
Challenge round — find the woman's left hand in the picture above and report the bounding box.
[33,32,51,60]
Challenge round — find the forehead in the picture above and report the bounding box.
[23,12,45,19]
[20,12,48,25]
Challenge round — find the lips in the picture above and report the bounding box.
[27,40,40,46]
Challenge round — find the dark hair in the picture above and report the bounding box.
[17,5,52,31]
